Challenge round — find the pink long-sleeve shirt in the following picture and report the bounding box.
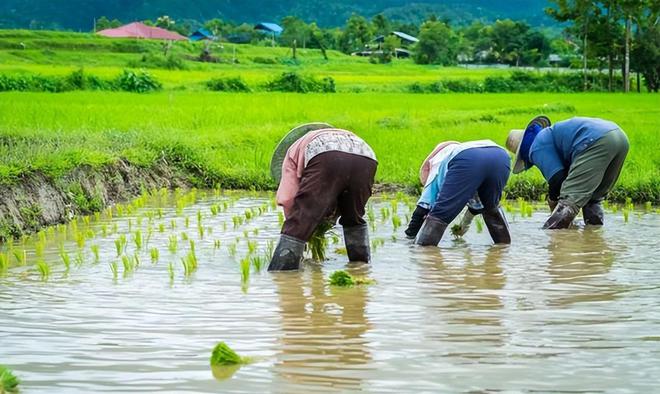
[276,129,376,217]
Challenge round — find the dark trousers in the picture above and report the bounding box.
[282,151,378,241]
[429,146,510,223]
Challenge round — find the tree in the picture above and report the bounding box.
[372,14,391,36]
[546,0,600,90]
[280,16,311,48]
[309,22,331,60]
[155,15,175,31]
[339,14,373,53]
[94,16,121,32]
[414,20,460,65]
[633,24,660,92]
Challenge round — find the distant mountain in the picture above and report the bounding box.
[0,0,552,31]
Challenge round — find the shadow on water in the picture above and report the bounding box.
[271,265,371,391]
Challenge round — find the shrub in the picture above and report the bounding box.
[113,69,162,93]
[206,77,251,92]
[251,56,278,64]
[264,72,335,93]
[127,54,187,70]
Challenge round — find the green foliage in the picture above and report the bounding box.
[114,69,162,93]
[264,72,335,93]
[633,25,660,92]
[414,20,460,65]
[210,342,250,366]
[329,270,355,287]
[127,54,187,70]
[329,270,375,287]
[0,365,20,393]
[206,77,250,92]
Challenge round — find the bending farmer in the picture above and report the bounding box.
[268,123,378,271]
[506,116,629,229]
[405,140,512,246]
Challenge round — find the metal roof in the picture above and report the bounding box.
[392,31,419,43]
[254,23,284,34]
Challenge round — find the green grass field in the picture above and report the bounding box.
[1,91,659,201]
[0,29,659,202]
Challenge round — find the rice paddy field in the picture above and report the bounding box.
[2,29,660,393]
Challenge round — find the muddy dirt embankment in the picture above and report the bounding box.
[0,159,191,240]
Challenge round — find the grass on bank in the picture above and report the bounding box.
[0,91,658,201]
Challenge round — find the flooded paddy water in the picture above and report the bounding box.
[1,189,660,393]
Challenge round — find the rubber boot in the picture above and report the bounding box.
[414,216,448,246]
[542,200,579,230]
[343,223,370,263]
[267,234,305,271]
[582,202,604,226]
[482,207,511,244]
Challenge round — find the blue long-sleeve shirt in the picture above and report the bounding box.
[529,117,620,181]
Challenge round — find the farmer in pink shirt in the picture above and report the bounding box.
[268,123,378,271]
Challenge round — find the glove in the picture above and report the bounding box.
[405,205,430,239]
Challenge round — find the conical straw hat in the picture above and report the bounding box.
[507,115,551,174]
[270,122,334,183]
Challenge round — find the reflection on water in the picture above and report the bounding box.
[273,267,371,390]
[1,193,660,393]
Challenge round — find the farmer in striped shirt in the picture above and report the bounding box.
[268,123,378,271]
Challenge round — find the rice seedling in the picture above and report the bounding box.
[210,342,251,366]
[170,219,177,230]
[240,257,251,285]
[0,364,20,393]
[243,230,249,238]
[0,254,9,274]
[210,204,220,216]
[247,240,258,254]
[158,223,166,233]
[35,240,46,259]
[265,240,275,258]
[308,221,334,261]
[168,235,178,254]
[181,232,189,241]
[251,255,265,272]
[74,251,84,267]
[329,270,375,287]
[197,210,203,224]
[185,217,190,228]
[150,247,160,263]
[116,204,124,216]
[115,235,127,256]
[13,250,27,266]
[133,253,141,268]
[198,224,205,239]
[380,207,391,222]
[168,262,175,282]
[75,232,86,249]
[222,222,228,231]
[392,215,401,230]
[133,230,143,250]
[390,199,399,214]
[121,255,133,274]
[206,226,213,235]
[623,209,630,223]
[109,261,118,280]
[90,244,100,264]
[645,201,653,212]
[83,216,91,226]
[214,240,222,250]
[181,250,198,276]
[112,223,119,233]
[136,216,143,227]
[101,224,109,237]
[228,243,237,257]
[128,219,133,232]
[36,260,51,280]
[475,217,484,233]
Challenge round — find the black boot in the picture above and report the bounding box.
[343,223,370,262]
[582,202,604,226]
[267,235,305,271]
[482,207,511,244]
[414,216,448,246]
[543,200,579,230]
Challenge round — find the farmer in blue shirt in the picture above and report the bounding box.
[506,116,629,229]
[405,140,512,246]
